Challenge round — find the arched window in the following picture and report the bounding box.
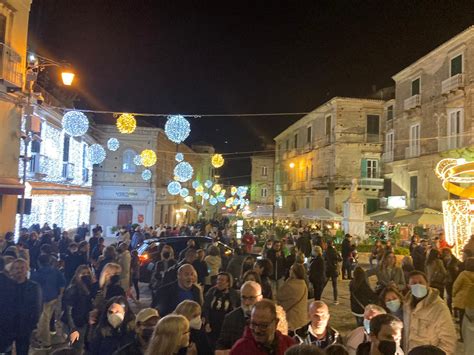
[122,149,137,173]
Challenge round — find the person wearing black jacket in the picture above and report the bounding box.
[441,248,460,312]
[0,256,16,353]
[266,240,287,295]
[309,246,327,300]
[412,239,428,272]
[341,234,353,279]
[296,229,312,258]
[350,267,378,326]
[64,243,88,284]
[161,248,198,286]
[325,240,342,304]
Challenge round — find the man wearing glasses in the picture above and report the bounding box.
[230,299,295,354]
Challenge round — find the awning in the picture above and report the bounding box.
[0,178,24,195]
[29,181,93,196]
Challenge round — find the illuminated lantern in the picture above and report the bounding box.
[175,153,184,162]
[167,181,181,195]
[142,169,152,181]
[165,115,191,144]
[174,162,194,182]
[116,113,137,134]
[140,149,157,167]
[62,111,89,137]
[211,154,224,168]
[204,180,213,188]
[180,188,189,197]
[107,138,120,151]
[88,144,106,164]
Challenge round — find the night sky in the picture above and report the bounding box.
[28,0,474,184]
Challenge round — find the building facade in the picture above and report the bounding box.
[383,26,474,210]
[274,97,386,214]
[250,153,274,206]
[0,0,32,236]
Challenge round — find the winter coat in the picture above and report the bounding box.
[12,280,42,335]
[296,235,312,257]
[156,280,203,316]
[425,259,447,289]
[230,327,296,355]
[325,247,341,277]
[367,265,406,291]
[309,255,326,285]
[226,254,245,281]
[412,246,426,272]
[204,255,222,285]
[89,323,135,355]
[117,251,131,291]
[349,280,378,316]
[266,249,287,280]
[203,286,240,321]
[62,283,95,330]
[277,278,308,331]
[216,307,248,350]
[452,270,474,309]
[294,322,342,348]
[403,287,457,354]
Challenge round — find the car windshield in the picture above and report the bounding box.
[137,242,152,255]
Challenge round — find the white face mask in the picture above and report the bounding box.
[189,316,202,330]
[108,312,125,328]
[363,319,371,334]
[411,284,428,299]
[386,299,401,313]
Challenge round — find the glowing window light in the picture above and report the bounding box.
[140,149,157,167]
[180,188,190,197]
[184,196,194,203]
[174,162,194,182]
[88,144,106,164]
[167,181,181,195]
[62,111,89,137]
[164,115,190,144]
[231,186,237,195]
[192,180,200,189]
[107,138,120,151]
[175,153,184,162]
[133,155,142,166]
[210,196,218,205]
[212,184,222,194]
[211,154,225,168]
[204,180,213,188]
[142,169,152,181]
[116,113,137,134]
[203,193,210,200]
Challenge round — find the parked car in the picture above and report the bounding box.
[137,236,233,282]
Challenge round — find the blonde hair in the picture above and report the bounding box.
[99,262,122,288]
[174,300,201,320]
[276,305,288,335]
[146,314,189,355]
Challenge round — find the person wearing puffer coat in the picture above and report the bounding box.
[277,263,308,331]
[204,246,222,287]
[452,257,474,351]
[403,271,457,355]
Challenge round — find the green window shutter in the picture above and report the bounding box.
[366,199,379,214]
[360,159,367,178]
[451,55,462,76]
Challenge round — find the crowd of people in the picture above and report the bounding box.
[0,222,473,355]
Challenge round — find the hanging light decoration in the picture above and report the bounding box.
[167,181,181,195]
[203,193,210,200]
[62,111,89,137]
[237,186,248,198]
[192,180,200,189]
[212,184,222,194]
[195,185,204,194]
[209,196,218,205]
[225,197,234,207]
[116,113,137,134]
[140,149,157,167]
[142,169,152,181]
[175,153,184,162]
[217,195,226,203]
[133,155,142,166]
[180,188,189,198]
[204,180,213,188]
[88,144,106,164]
[231,186,237,195]
[164,115,191,144]
[184,196,194,203]
[211,154,225,168]
[174,162,194,182]
[107,138,120,151]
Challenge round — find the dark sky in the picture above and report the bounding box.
[28,0,474,185]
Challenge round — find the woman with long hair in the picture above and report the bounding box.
[174,300,211,355]
[349,266,378,326]
[425,248,447,298]
[204,245,221,287]
[253,258,274,299]
[367,251,406,293]
[239,255,256,282]
[146,314,193,355]
[379,286,404,321]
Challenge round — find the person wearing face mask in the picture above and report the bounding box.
[216,281,263,353]
[98,262,126,302]
[175,300,211,355]
[114,308,160,355]
[380,287,404,322]
[402,271,456,354]
[356,314,404,355]
[89,296,135,355]
[345,304,386,355]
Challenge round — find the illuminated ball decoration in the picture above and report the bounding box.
[212,184,222,194]
[225,198,234,207]
[237,186,248,198]
[88,144,106,164]
[211,154,225,168]
[231,186,237,195]
[140,149,157,167]
[174,162,194,182]
[192,180,200,189]
[195,185,204,194]
[62,111,89,137]
[205,180,213,188]
[142,169,152,181]
[210,197,218,205]
[180,188,189,198]
[175,153,184,162]
[167,181,181,195]
[107,138,120,151]
[184,196,194,203]
[217,195,226,203]
[203,193,210,200]
[116,113,137,134]
[133,155,142,166]
[164,115,191,144]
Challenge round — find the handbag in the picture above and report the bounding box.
[286,285,308,313]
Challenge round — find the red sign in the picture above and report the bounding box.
[137,214,144,223]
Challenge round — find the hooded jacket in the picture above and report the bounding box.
[230,327,295,355]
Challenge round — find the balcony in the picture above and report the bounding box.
[442,74,464,95]
[382,151,394,163]
[438,134,465,152]
[62,162,75,180]
[404,94,421,110]
[405,145,420,159]
[359,178,384,189]
[27,153,48,179]
[0,43,23,91]
[366,134,381,143]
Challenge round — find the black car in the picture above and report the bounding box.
[137,236,233,282]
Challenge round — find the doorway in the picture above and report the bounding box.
[117,204,133,226]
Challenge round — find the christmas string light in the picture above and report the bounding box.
[167,181,181,195]
[174,162,193,182]
[62,111,89,137]
[165,115,191,144]
[116,113,137,134]
[180,188,189,197]
[88,144,106,164]
[175,153,184,162]
[142,169,152,181]
[140,149,158,167]
[204,180,213,188]
[211,154,225,168]
[133,155,143,166]
[107,138,120,151]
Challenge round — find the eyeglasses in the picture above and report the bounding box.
[250,319,275,330]
[241,294,262,301]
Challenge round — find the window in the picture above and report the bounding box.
[307,126,312,144]
[63,135,70,162]
[367,115,380,135]
[387,105,393,121]
[411,78,420,96]
[409,124,420,156]
[384,178,392,197]
[410,176,418,199]
[261,188,268,198]
[366,159,378,178]
[385,131,394,158]
[286,140,289,151]
[294,133,298,149]
[261,166,268,177]
[305,196,311,209]
[448,108,463,149]
[450,54,463,76]
[325,115,332,137]
[122,149,137,173]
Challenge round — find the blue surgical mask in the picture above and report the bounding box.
[386,299,401,313]
[411,284,428,299]
[363,318,371,334]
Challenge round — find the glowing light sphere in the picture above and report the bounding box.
[140,149,157,167]
[174,162,194,182]
[116,113,137,134]
[204,180,213,188]
[184,196,194,203]
[175,153,184,162]
[164,115,191,144]
[142,169,152,181]
[203,193,210,200]
[237,186,248,198]
[195,185,204,194]
[180,188,189,198]
[167,181,181,195]
[233,198,239,206]
[211,154,225,168]
[225,197,234,207]
[217,195,226,203]
[62,111,89,137]
[192,180,200,189]
[133,155,142,166]
[107,138,120,151]
[231,186,237,196]
[212,184,222,194]
[220,189,226,196]
[210,197,218,205]
[88,144,106,164]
